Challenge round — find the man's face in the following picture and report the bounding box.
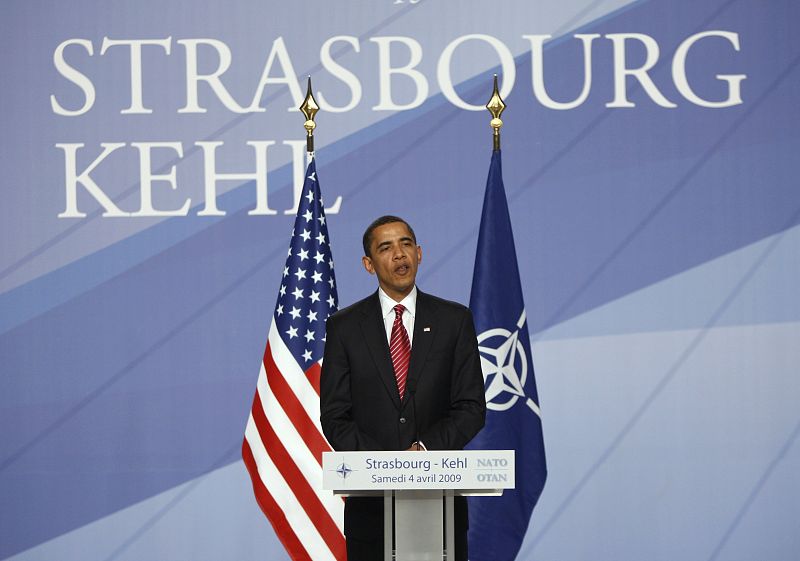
[362,221,422,302]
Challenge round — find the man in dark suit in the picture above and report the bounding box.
[320,215,486,561]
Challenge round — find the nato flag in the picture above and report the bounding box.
[467,149,547,561]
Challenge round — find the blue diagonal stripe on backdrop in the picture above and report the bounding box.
[0,1,420,286]
[0,237,283,473]
[420,0,743,287]
[100,442,242,561]
[539,42,800,330]
[708,416,800,561]
[0,0,658,337]
[705,417,800,561]
[524,203,800,554]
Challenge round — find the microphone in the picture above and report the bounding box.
[406,378,420,449]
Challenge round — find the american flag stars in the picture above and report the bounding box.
[273,160,338,365]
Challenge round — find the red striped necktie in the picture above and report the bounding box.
[389,304,411,400]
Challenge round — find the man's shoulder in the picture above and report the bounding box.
[418,291,471,317]
[326,292,376,325]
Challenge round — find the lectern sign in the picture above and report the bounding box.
[322,450,515,492]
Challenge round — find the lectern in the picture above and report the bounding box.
[322,450,514,561]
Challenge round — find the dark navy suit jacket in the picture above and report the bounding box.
[320,289,486,543]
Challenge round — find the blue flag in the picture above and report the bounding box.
[467,150,547,561]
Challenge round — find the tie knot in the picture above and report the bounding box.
[393,304,406,317]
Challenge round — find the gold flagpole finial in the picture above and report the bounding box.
[299,76,319,153]
[486,74,506,151]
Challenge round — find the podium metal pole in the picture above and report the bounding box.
[384,490,393,561]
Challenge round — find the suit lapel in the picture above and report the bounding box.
[359,292,401,410]
[406,290,437,404]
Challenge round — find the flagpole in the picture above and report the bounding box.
[300,76,319,155]
[486,74,506,152]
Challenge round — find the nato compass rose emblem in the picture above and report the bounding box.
[335,462,353,479]
[477,310,541,417]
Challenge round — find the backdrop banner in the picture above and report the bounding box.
[2,1,799,560]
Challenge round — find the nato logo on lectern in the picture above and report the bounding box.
[335,463,353,479]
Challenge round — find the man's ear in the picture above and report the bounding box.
[362,255,375,274]
[416,245,422,264]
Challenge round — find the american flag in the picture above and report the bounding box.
[242,159,345,561]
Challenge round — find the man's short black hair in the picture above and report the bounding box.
[362,215,417,257]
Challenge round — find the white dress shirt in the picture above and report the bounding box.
[378,286,417,347]
[378,286,426,450]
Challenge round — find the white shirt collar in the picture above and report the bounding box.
[378,286,417,319]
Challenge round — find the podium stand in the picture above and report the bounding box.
[323,450,514,561]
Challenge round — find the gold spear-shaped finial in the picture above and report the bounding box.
[299,76,319,153]
[486,74,506,151]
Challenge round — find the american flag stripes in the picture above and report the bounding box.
[242,159,345,561]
